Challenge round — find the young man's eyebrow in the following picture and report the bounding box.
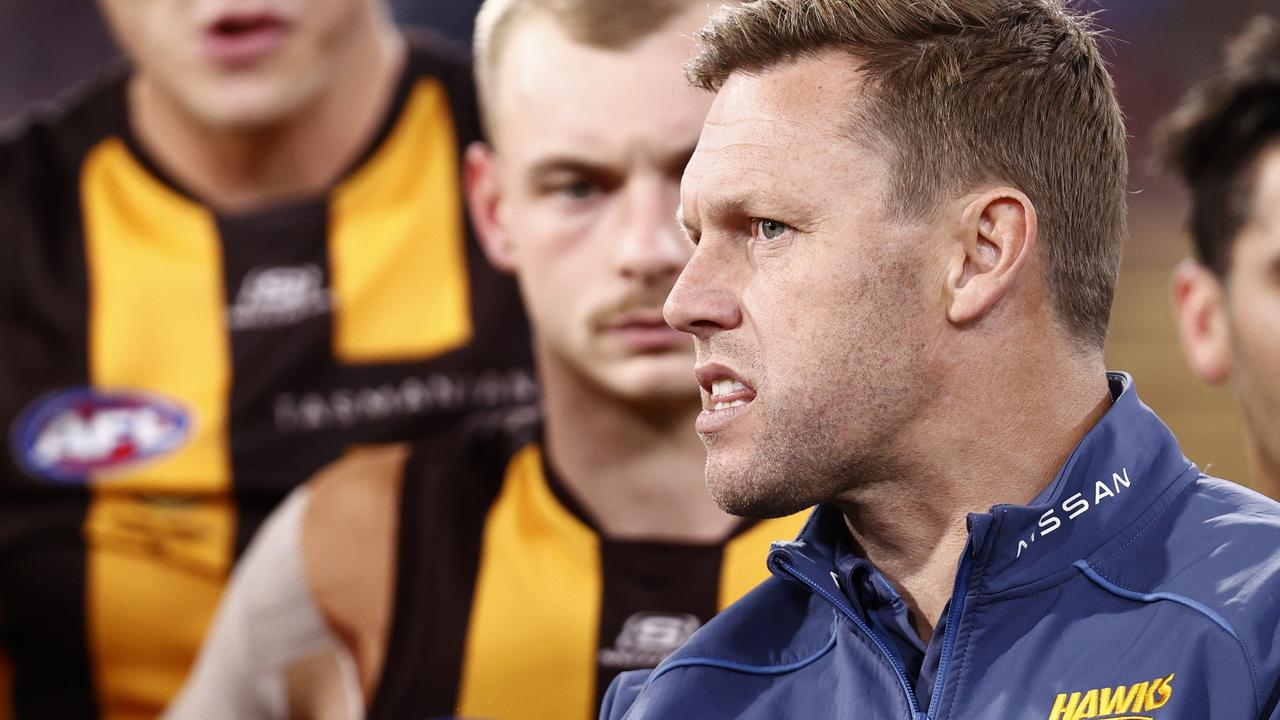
[526,156,607,178]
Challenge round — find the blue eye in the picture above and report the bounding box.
[756,218,789,240]
[560,180,597,199]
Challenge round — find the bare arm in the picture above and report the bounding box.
[301,445,407,702]
[163,486,353,720]
[164,444,406,720]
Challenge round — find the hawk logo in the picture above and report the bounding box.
[1047,673,1174,720]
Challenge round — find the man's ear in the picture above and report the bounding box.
[944,189,1037,326]
[464,141,516,273]
[1171,258,1232,384]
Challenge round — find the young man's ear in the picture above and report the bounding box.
[1171,258,1232,384]
[943,188,1037,326]
[464,141,517,273]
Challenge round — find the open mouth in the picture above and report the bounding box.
[696,363,757,412]
[202,13,291,66]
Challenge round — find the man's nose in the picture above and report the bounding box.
[664,238,743,340]
[612,179,689,285]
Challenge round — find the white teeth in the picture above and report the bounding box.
[710,378,748,397]
[711,399,748,411]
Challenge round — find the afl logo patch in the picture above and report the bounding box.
[11,387,191,483]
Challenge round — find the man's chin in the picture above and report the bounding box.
[592,364,698,407]
[706,471,810,519]
[173,74,316,130]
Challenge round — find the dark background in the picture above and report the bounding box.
[1,0,1275,486]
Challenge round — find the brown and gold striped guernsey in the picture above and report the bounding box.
[370,418,809,720]
[0,31,533,720]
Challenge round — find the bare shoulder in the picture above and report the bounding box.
[301,444,410,699]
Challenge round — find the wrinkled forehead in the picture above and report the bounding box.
[682,59,879,219]
[487,12,712,162]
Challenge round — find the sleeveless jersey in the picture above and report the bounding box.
[369,416,810,720]
[0,31,533,720]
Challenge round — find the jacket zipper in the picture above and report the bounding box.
[926,540,973,720]
[775,559,926,720]
[775,535,975,720]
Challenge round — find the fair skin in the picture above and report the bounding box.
[1172,142,1280,499]
[667,52,1110,639]
[97,0,405,213]
[301,3,734,706]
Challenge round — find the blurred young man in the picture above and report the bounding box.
[604,1,1280,718]
[165,1,805,719]
[1162,15,1280,499]
[0,1,532,717]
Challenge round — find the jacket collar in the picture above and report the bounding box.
[770,373,1199,596]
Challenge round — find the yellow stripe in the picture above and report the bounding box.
[718,510,812,610]
[81,138,234,720]
[329,78,473,364]
[458,444,601,720]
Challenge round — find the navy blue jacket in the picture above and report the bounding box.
[603,375,1280,719]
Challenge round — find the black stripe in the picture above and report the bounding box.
[0,68,120,718]
[0,498,97,718]
[216,203,344,557]
[593,539,724,711]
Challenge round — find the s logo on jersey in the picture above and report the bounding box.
[599,612,701,670]
[1047,673,1175,720]
[11,387,191,482]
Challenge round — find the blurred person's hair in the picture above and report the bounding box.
[473,0,701,135]
[1157,14,1280,279]
[688,0,1128,350]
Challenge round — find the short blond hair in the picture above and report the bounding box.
[473,0,703,133]
[689,0,1128,348]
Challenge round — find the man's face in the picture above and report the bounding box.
[1225,144,1280,480]
[666,54,940,517]
[480,8,712,405]
[97,0,375,127]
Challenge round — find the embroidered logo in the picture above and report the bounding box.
[1047,673,1175,720]
[598,612,701,670]
[11,387,191,483]
[227,264,332,331]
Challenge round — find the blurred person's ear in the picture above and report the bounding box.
[1172,258,1232,384]
[465,141,516,273]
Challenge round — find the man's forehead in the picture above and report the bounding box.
[682,63,870,210]
[490,13,711,156]
[694,61,863,161]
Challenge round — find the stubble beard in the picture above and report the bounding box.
[704,381,916,519]
[703,257,928,519]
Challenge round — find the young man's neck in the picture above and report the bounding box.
[128,15,406,215]
[836,350,1111,641]
[540,359,736,544]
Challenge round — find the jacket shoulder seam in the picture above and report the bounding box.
[647,614,840,682]
[1076,559,1261,716]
